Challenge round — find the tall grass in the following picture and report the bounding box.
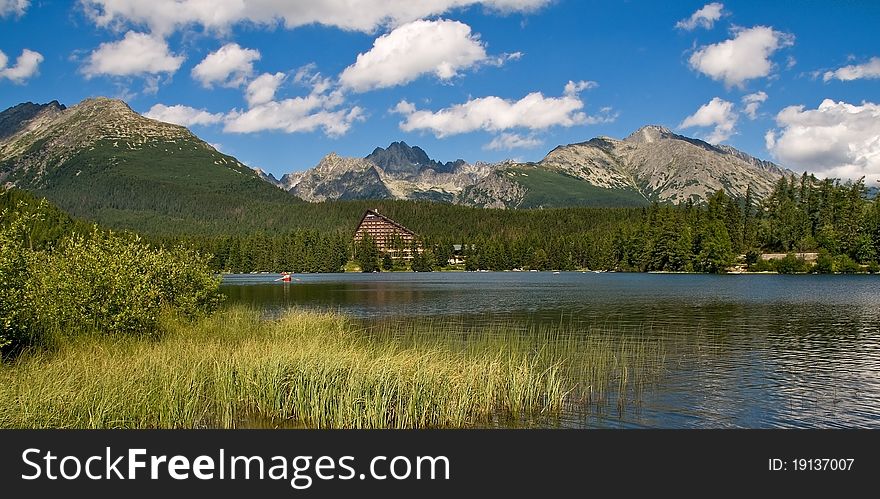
[0,307,664,429]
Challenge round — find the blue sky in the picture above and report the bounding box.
[1,1,879,182]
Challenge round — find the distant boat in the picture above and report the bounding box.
[553,271,561,275]
[274,272,301,283]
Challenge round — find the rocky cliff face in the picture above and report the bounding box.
[280,153,392,202]
[277,142,494,203]
[365,141,466,175]
[534,125,792,204]
[0,101,66,142]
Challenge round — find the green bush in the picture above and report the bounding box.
[0,209,38,350]
[867,261,880,274]
[834,254,862,274]
[2,202,222,353]
[814,251,835,274]
[774,253,812,274]
[748,258,775,272]
[30,229,223,338]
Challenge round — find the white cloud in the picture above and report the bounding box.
[823,57,880,82]
[225,72,362,137]
[675,2,724,31]
[0,0,28,17]
[392,82,600,137]
[765,99,880,183]
[484,132,542,151]
[224,99,364,136]
[191,43,260,88]
[689,26,794,88]
[742,91,768,119]
[564,80,597,95]
[679,97,737,143]
[143,103,224,127]
[0,48,43,83]
[82,31,183,77]
[340,19,494,92]
[246,72,286,107]
[293,65,334,96]
[80,0,550,35]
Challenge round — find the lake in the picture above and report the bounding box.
[220,272,880,429]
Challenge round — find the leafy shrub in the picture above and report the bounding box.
[2,202,222,353]
[774,253,811,274]
[833,254,862,274]
[0,209,38,350]
[748,258,775,272]
[30,229,223,338]
[814,251,835,274]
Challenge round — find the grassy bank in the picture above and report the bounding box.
[0,308,664,429]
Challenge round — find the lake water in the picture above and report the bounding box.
[220,272,880,429]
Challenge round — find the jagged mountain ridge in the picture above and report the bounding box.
[276,126,793,208]
[0,101,67,142]
[366,141,466,175]
[276,143,494,203]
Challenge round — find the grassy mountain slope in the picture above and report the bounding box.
[0,98,305,234]
[504,165,648,208]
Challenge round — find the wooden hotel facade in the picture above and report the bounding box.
[353,209,420,258]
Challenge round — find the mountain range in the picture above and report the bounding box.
[265,125,794,208]
[1,97,800,226]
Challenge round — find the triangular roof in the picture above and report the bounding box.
[355,209,416,236]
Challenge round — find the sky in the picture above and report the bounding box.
[1,0,879,183]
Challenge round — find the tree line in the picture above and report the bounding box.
[6,176,880,275]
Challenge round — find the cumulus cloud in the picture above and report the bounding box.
[82,31,183,77]
[742,91,768,119]
[689,26,794,88]
[675,2,724,31]
[340,19,499,92]
[224,69,361,136]
[0,48,43,83]
[80,0,550,35]
[484,132,542,151]
[192,43,260,88]
[224,99,364,136]
[564,80,597,95]
[679,97,738,143]
[392,82,602,137]
[246,72,286,107]
[823,57,880,82]
[143,103,225,127]
[0,0,28,17]
[765,99,880,183]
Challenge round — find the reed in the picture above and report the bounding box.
[0,307,665,429]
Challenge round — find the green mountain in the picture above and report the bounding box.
[0,98,301,234]
[459,163,648,209]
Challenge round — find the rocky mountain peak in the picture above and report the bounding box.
[624,125,676,144]
[0,100,67,141]
[365,141,467,175]
[366,141,432,174]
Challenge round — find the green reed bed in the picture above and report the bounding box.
[0,307,665,429]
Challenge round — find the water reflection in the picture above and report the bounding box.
[221,272,880,428]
